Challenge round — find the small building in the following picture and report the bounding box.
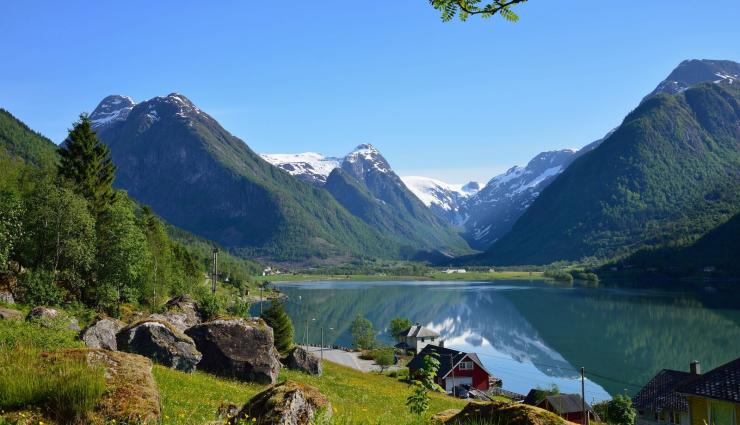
[676,357,740,425]
[444,268,467,274]
[632,363,699,425]
[407,345,494,393]
[395,323,442,354]
[535,393,599,424]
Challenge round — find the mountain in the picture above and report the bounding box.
[0,108,57,167]
[646,59,740,99]
[262,144,472,255]
[90,93,404,261]
[400,176,479,224]
[614,212,740,274]
[480,79,740,265]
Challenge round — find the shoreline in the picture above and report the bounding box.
[258,271,547,283]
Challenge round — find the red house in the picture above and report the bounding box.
[407,345,494,393]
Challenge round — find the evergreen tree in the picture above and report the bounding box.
[58,114,116,217]
[261,300,295,354]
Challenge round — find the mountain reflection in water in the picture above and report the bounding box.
[264,280,740,402]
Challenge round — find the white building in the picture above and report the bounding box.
[395,323,442,354]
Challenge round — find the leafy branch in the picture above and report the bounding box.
[429,0,528,22]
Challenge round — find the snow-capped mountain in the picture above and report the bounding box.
[401,176,480,224]
[645,59,739,99]
[259,152,341,185]
[89,95,136,130]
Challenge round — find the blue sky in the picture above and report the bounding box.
[1,1,738,183]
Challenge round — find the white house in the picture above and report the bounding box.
[395,323,442,354]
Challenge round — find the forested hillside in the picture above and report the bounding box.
[481,81,740,265]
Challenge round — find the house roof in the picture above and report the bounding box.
[407,345,492,380]
[398,324,440,339]
[632,369,692,413]
[677,357,740,403]
[541,394,592,414]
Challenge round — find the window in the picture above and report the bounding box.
[459,361,474,370]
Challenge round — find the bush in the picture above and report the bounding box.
[197,293,224,321]
[227,298,251,319]
[18,268,64,306]
[543,269,574,284]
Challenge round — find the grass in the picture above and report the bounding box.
[0,320,106,424]
[262,271,545,283]
[154,360,468,425]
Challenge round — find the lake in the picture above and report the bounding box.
[259,279,740,402]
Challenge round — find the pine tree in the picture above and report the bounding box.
[58,114,116,217]
[260,300,294,354]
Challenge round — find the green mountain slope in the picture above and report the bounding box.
[93,94,403,261]
[0,109,58,167]
[481,81,740,265]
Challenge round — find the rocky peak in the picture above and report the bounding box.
[342,143,393,177]
[646,59,740,99]
[90,95,136,129]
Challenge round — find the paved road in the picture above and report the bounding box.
[300,345,402,373]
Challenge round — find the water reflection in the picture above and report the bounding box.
[266,280,740,402]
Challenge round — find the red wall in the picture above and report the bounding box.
[446,357,490,390]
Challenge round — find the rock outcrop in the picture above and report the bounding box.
[228,381,331,425]
[284,346,322,375]
[186,318,281,384]
[116,319,201,372]
[26,306,80,331]
[432,401,567,425]
[0,307,22,321]
[80,317,123,350]
[149,295,202,332]
[0,290,14,304]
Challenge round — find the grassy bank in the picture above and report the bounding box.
[155,360,467,425]
[261,270,545,283]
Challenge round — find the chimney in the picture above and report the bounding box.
[690,361,701,375]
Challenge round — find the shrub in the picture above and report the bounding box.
[17,268,64,306]
[350,315,375,350]
[197,293,224,321]
[543,269,574,284]
[227,297,251,319]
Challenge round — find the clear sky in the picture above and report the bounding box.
[1,1,738,183]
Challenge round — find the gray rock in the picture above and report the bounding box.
[147,295,203,332]
[186,318,281,384]
[228,380,331,425]
[80,317,123,350]
[26,306,80,331]
[0,307,22,321]
[284,346,322,376]
[0,290,14,304]
[116,320,202,373]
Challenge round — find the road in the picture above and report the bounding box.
[299,345,403,373]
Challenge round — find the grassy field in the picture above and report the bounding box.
[154,360,468,425]
[262,271,545,283]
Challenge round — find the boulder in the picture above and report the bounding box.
[53,348,161,424]
[116,319,202,372]
[26,306,80,331]
[0,307,22,321]
[80,317,124,350]
[148,294,202,332]
[185,318,281,384]
[228,381,331,425]
[0,290,14,304]
[432,401,567,425]
[284,346,322,375]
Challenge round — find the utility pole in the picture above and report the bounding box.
[449,354,456,395]
[581,367,587,425]
[211,248,218,294]
[320,327,324,362]
[304,319,309,347]
[259,284,263,316]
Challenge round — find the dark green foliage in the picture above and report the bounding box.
[374,348,395,373]
[350,315,376,350]
[407,353,442,416]
[18,268,64,306]
[0,190,23,271]
[527,384,560,405]
[543,269,573,284]
[0,109,57,168]
[227,298,251,319]
[260,300,295,354]
[483,82,740,265]
[389,317,413,339]
[58,114,116,217]
[593,394,636,425]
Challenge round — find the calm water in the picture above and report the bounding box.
[259,280,740,402]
